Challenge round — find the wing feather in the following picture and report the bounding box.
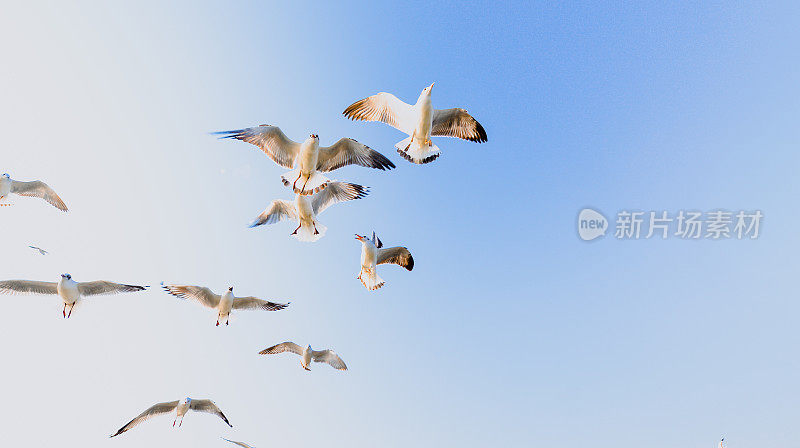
[431,108,487,143]
[213,125,301,168]
[109,401,179,437]
[232,296,289,311]
[249,199,297,228]
[259,341,303,356]
[342,92,415,134]
[317,138,395,172]
[11,180,68,211]
[189,399,232,427]
[162,284,221,308]
[0,280,58,295]
[77,281,147,296]
[311,182,368,215]
[377,247,414,271]
[312,349,348,370]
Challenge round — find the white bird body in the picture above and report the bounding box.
[175,398,191,420]
[0,173,68,210]
[218,290,234,323]
[344,83,488,164]
[0,274,147,318]
[301,345,313,370]
[356,232,414,290]
[249,182,368,242]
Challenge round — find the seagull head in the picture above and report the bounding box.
[61,273,72,280]
[1,173,9,179]
[355,234,366,242]
[422,82,434,95]
[308,133,319,141]
[228,286,234,292]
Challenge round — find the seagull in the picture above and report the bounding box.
[355,232,413,290]
[213,126,395,195]
[0,173,68,211]
[343,83,487,164]
[162,283,289,326]
[222,438,256,448]
[259,342,347,371]
[250,181,368,242]
[719,438,725,448]
[0,274,147,318]
[28,245,48,255]
[110,397,232,437]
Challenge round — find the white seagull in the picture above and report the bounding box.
[28,245,48,255]
[110,397,232,437]
[259,342,347,371]
[250,181,368,242]
[214,126,395,195]
[162,283,289,326]
[355,232,414,290]
[343,83,487,164]
[0,274,147,318]
[222,438,256,448]
[0,173,68,211]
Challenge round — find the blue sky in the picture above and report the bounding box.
[0,1,798,447]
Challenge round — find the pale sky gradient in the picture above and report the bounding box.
[0,2,799,447]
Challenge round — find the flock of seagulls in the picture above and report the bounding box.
[3,84,486,444]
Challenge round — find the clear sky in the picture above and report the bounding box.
[0,1,798,447]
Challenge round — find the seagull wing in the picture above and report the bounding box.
[162,284,221,308]
[377,246,414,271]
[312,349,348,370]
[77,281,147,297]
[259,341,303,356]
[431,108,488,143]
[109,400,179,437]
[222,438,255,448]
[317,138,395,172]
[189,399,233,427]
[342,92,416,134]
[10,180,68,211]
[0,280,58,295]
[249,199,297,228]
[232,296,289,311]
[311,182,368,215]
[214,125,301,168]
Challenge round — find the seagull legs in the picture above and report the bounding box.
[67,304,74,318]
[173,418,176,427]
[313,224,319,235]
[62,303,67,318]
[216,318,220,327]
[291,224,301,235]
[292,172,303,192]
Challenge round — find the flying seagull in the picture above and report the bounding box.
[28,245,48,255]
[0,173,68,211]
[343,83,487,164]
[162,283,289,326]
[355,232,413,290]
[213,126,394,195]
[250,181,368,242]
[259,342,347,371]
[719,438,725,448]
[0,274,147,318]
[110,397,232,437]
[222,438,256,448]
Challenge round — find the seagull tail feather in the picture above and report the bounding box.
[359,268,385,291]
[292,221,327,243]
[280,169,330,195]
[395,136,440,164]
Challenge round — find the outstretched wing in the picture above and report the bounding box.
[77,281,147,297]
[109,400,179,437]
[232,296,289,311]
[377,247,414,271]
[249,199,297,228]
[317,138,395,172]
[311,182,368,215]
[189,399,232,427]
[0,280,58,295]
[342,92,416,134]
[11,180,68,211]
[312,349,348,370]
[431,108,487,143]
[162,284,221,308]
[222,438,255,448]
[213,125,300,168]
[259,341,303,356]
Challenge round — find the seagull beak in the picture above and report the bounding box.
[429,82,435,90]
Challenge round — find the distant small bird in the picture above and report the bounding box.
[222,438,256,448]
[28,245,48,255]
[214,126,394,195]
[355,232,413,290]
[162,284,289,326]
[250,181,368,242]
[0,173,68,211]
[719,438,725,448]
[343,83,487,164]
[259,342,347,371]
[0,274,147,318]
[110,397,232,437]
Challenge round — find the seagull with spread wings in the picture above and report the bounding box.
[259,342,347,371]
[343,83,487,164]
[213,126,394,195]
[162,283,289,326]
[355,232,414,290]
[250,181,368,242]
[0,274,146,318]
[0,173,68,211]
[222,438,256,448]
[110,397,232,437]
[28,245,48,255]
